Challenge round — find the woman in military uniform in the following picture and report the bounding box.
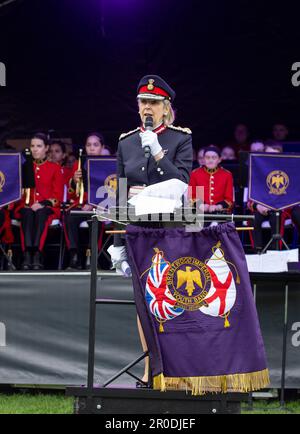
[109,75,193,386]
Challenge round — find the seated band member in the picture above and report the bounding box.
[247,200,278,252]
[49,140,73,202]
[0,206,14,269]
[247,144,283,252]
[0,207,14,245]
[64,132,105,270]
[14,133,64,270]
[188,145,234,213]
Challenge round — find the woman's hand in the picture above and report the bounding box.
[82,204,93,211]
[31,203,44,212]
[208,205,217,213]
[73,169,82,183]
[257,204,269,215]
[199,204,210,213]
[140,130,162,157]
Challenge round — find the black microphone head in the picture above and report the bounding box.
[145,116,153,131]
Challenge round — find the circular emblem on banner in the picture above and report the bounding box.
[166,257,211,311]
[0,171,5,192]
[266,170,289,195]
[104,174,117,197]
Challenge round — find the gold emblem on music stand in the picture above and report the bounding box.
[104,174,117,198]
[266,170,289,195]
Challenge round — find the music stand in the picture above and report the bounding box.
[248,153,300,253]
[261,211,289,254]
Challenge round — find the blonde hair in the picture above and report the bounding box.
[163,99,175,126]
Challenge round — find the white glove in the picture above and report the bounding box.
[139,130,162,157]
[116,260,132,278]
[107,245,132,277]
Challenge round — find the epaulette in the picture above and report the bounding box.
[119,127,140,141]
[167,125,192,134]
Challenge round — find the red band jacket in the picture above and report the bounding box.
[188,166,234,210]
[15,159,64,219]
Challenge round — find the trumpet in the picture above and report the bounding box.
[76,148,85,205]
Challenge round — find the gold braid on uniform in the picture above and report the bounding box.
[167,125,192,134]
[119,127,140,141]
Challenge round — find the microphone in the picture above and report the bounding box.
[144,116,153,159]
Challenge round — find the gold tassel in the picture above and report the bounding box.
[159,321,165,333]
[153,369,270,396]
[224,313,230,328]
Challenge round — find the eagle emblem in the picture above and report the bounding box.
[104,174,117,198]
[0,171,5,193]
[266,170,289,195]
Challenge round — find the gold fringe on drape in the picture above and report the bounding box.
[153,369,270,396]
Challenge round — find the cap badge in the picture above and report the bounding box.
[147,79,155,91]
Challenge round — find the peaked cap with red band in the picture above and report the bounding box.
[137,75,176,102]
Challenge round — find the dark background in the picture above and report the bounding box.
[1,0,300,151]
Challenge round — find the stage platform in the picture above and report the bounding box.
[66,384,246,414]
[0,271,299,393]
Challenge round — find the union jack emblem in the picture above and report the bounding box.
[145,250,184,323]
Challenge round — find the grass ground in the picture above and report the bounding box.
[0,393,73,414]
[242,400,300,414]
[0,393,299,414]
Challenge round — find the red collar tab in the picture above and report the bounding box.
[140,124,166,135]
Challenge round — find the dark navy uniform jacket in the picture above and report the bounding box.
[114,124,193,246]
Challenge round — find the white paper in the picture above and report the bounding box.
[134,196,178,216]
[128,179,188,215]
[245,249,299,273]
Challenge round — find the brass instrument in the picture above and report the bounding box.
[25,187,31,205]
[24,148,32,205]
[76,148,85,205]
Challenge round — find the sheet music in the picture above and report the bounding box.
[246,249,299,273]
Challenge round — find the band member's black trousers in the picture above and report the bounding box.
[20,207,53,251]
[64,212,102,251]
[291,206,300,232]
[253,211,277,250]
